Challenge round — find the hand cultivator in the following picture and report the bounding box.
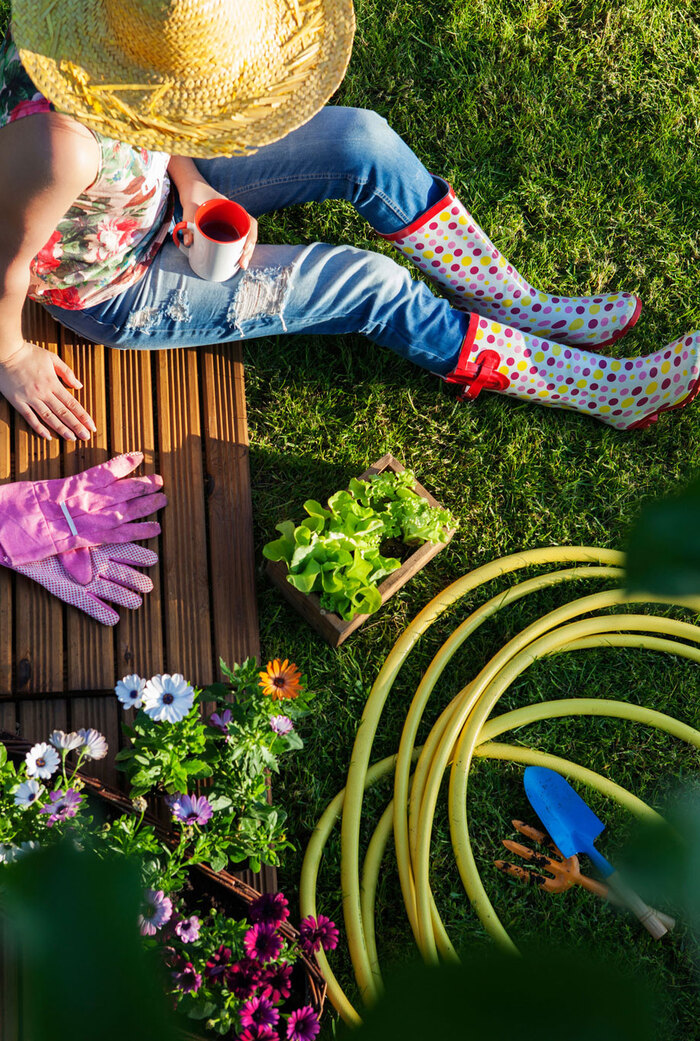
[495,819,676,934]
[299,547,700,1025]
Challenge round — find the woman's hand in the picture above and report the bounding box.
[169,157,258,270]
[0,340,96,441]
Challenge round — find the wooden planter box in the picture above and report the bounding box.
[265,454,456,648]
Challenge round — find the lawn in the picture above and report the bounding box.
[3,1,700,1037]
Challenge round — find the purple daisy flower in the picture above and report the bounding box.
[244,923,284,964]
[259,962,293,1004]
[286,1006,320,1041]
[175,914,201,943]
[205,945,232,981]
[138,889,173,936]
[209,708,232,732]
[240,995,280,1030]
[269,715,294,736]
[169,792,213,827]
[224,957,262,999]
[172,961,202,994]
[249,891,290,927]
[239,1027,278,1041]
[299,915,339,955]
[38,788,82,827]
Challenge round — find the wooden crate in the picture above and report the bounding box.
[265,453,456,647]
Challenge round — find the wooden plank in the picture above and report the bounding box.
[0,389,12,696]
[60,328,118,783]
[0,915,19,1041]
[16,305,65,731]
[109,348,164,680]
[156,349,212,684]
[201,343,260,670]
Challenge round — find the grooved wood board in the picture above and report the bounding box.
[0,301,260,784]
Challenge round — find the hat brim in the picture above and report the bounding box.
[13,0,355,157]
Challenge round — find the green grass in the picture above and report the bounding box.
[248,2,700,1036]
[4,0,700,1035]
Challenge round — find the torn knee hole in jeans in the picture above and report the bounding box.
[226,266,292,333]
[125,289,191,332]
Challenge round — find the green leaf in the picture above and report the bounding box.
[286,558,322,593]
[261,520,296,563]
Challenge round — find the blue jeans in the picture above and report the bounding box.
[46,108,470,376]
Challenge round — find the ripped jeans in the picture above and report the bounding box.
[45,107,470,376]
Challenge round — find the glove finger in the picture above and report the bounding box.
[12,562,120,626]
[91,543,159,569]
[108,521,162,542]
[58,546,94,585]
[92,575,143,610]
[65,478,165,514]
[101,559,154,594]
[67,452,145,493]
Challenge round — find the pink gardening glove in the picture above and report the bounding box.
[9,542,159,626]
[0,452,166,568]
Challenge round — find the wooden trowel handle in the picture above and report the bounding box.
[606,871,669,940]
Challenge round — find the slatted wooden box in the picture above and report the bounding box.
[265,453,456,647]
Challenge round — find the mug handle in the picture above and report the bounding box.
[173,221,195,254]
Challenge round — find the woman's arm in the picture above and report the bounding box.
[167,155,258,269]
[0,113,99,441]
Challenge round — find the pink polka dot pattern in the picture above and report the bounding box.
[469,315,700,431]
[388,188,641,349]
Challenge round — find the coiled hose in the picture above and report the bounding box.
[298,547,700,1025]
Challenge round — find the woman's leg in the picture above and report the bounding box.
[194,106,640,348]
[46,238,470,376]
[46,234,700,432]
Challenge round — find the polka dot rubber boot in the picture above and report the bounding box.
[381,181,642,349]
[445,314,700,431]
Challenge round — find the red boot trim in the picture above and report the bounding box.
[444,314,511,400]
[379,184,457,242]
[625,369,700,430]
[594,295,643,350]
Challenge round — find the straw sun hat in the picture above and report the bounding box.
[12,0,356,157]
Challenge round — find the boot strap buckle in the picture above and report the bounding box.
[447,349,511,399]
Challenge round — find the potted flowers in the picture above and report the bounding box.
[0,657,336,1038]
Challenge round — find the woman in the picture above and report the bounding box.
[1,0,698,444]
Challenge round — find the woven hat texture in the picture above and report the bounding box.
[12,0,355,157]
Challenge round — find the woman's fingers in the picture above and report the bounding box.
[53,354,83,391]
[16,401,54,441]
[42,390,95,441]
[53,385,97,436]
[240,215,258,271]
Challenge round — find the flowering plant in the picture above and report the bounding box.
[0,658,334,1037]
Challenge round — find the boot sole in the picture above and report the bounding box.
[623,368,700,431]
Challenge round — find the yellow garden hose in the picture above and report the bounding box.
[298,547,700,1025]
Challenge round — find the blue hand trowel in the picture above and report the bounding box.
[523,766,670,939]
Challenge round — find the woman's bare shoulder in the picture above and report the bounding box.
[0,110,100,195]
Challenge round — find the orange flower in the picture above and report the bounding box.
[258,659,302,701]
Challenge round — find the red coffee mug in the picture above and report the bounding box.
[173,199,251,281]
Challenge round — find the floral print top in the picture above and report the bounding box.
[0,31,172,310]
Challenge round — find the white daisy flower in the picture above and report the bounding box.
[13,778,43,807]
[25,743,60,779]
[115,674,147,709]
[0,841,40,864]
[77,728,108,760]
[142,674,195,723]
[50,730,83,752]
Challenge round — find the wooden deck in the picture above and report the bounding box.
[0,299,261,787]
